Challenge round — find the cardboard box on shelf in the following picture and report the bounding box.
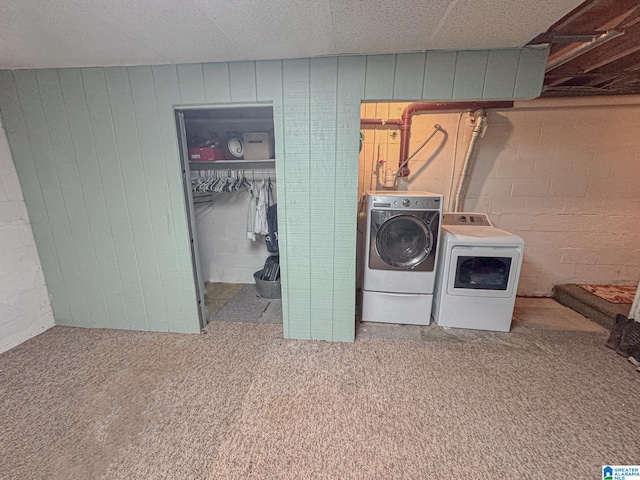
[189,146,224,161]
[243,132,273,160]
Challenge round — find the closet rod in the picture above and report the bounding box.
[191,169,277,178]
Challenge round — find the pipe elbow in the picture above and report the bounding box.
[398,166,410,177]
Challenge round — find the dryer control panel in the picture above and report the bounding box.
[442,213,492,226]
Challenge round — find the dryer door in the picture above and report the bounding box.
[375,214,433,269]
[446,246,521,297]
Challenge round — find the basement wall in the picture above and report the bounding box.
[0,48,547,341]
[194,192,272,283]
[359,97,640,296]
[0,119,54,353]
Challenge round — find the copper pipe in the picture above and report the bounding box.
[397,101,513,176]
[360,118,403,126]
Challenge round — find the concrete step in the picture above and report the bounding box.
[552,284,631,330]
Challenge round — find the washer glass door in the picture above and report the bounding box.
[376,215,433,269]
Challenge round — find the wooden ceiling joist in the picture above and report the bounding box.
[545,20,640,87]
[531,0,640,95]
[551,0,639,33]
[585,50,640,74]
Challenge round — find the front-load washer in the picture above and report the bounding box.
[362,191,443,325]
[432,213,524,332]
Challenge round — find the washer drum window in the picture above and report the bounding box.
[376,215,433,268]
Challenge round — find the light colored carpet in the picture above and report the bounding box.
[1,305,639,479]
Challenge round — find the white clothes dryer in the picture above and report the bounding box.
[362,191,443,325]
[432,213,524,332]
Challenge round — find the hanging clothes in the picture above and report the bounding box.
[265,179,278,253]
[246,187,257,241]
[254,179,269,235]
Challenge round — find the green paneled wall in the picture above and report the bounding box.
[0,47,548,340]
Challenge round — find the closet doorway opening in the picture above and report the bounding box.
[175,103,281,330]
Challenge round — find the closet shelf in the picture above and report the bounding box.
[189,159,275,169]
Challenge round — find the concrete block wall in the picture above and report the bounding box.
[0,120,54,353]
[359,98,640,296]
[194,190,273,283]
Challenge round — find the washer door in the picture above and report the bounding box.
[375,215,433,269]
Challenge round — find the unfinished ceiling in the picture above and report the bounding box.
[530,0,640,96]
[0,0,583,70]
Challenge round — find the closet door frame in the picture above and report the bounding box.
[175,109,208,328]
[174,102,276,330]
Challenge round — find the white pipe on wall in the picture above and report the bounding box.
[452,110,487,212]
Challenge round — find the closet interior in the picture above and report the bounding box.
[175,104,281,328]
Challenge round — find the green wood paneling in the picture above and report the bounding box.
[81,68,146,330]
[129,66,185,332]
[334,56,366,343]
[177,64,205,104]
[453,50,489,99]
[58,68,129,328]
[393,53,427,100]
[423,50,457,100]
[0,47,548,340]
[0,71,73,322]
[255,60,282,102]
[151,65,199,333]
[514,47,549,99]
[364,54,396,100]
[309,57,338,341]
[105,67,166,332]
[255,60,287,336]
[36,69,110,328]
[229,61,257,102]
[14,70,90,326]
[282,58,311,340]
[203,63,231,104]
[483,49,520,99]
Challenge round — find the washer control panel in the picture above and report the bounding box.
[370,194,441,210]
[442,213,492,226]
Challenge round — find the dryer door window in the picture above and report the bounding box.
[446,246,520,297]
[455,256,512,291]
[376,215,433,268]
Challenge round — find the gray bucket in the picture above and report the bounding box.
[253,270,281,299]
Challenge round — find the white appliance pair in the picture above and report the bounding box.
[362,193,524,332]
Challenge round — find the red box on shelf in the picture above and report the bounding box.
[188,146,224,161]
